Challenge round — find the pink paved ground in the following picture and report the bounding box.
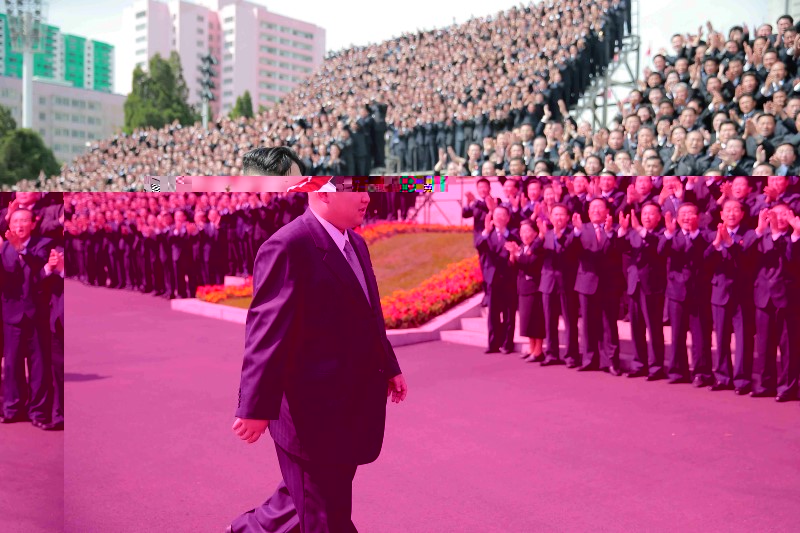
[66,279,800,532]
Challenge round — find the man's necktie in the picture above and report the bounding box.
[343,240,371,306]
[595,224,603,244]
[684,232,693,252]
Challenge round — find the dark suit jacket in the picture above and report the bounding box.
[44,245,65,332]
[749,232,800,309]
[573,224,625,296]
[704,229,757,307]
[476,228,522,286]
[663,230,714,303]
[532,228,580,294]
[618,229,668,296]
[0,237,53,324]
[236,209,401,465]
[462,198,491,243]
[515,244,543,296]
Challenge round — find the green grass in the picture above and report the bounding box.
[219,232,476,308]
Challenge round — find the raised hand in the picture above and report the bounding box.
[572,212,583,230]
[631,211,642,231]
[720,223,732,245]
[484,211,494,231]
[486,195,497,211]
[789,215,800,236]
[674,180,684,200]
[713,223,724,247]
[604,214,613,233]
[664,211,677,234]
[627,184,638,204]
[619,211,630,232]
[4,230,24,251]
[757,208,770,234]
[465,191,475,204]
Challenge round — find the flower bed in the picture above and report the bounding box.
[195,222,481,328]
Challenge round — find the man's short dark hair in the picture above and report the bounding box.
[551,203,569,215]
[242,146,306,175]
[641,201,661,214]
[678,202,698,215]
[476,178,491,188]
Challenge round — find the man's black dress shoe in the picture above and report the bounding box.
[577,364,599,372]
[541,357,565,366]
[646,372,667,381]
[606,366,623,376]
[692,376,711,388]
[527,354,546,363]
[708,382,733,391]
[667,377,690,384]
[776,393,794,403]
[626,369,649,378]
[0,414,27,424]
[566,360,580,368]
[734,386,751,395]
[485,347,500,354]
[750,390,776,398]
[499,347,513,354]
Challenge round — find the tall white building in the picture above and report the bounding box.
[121,0,325,120]
[0,76,125,164]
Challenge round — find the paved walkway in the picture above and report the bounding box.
[67,280,800,532]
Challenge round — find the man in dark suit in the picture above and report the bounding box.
[749,205,800,401]
[477,206,522,354]
[532,204,581,367]
[462,178,494,306]
[617,204,668,380]
[571,200,624,375]
[0,209,55,429]
[43,245,64,430]
[168,211,192,299]
[229,192,408,533]
[662,204,715,386]
[704,200,757,394]
[596,174,625,218]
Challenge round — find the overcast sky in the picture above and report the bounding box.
[47,0,773,96]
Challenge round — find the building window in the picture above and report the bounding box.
[136,23,146,31]
[198,41,204,48]
[39,112,45,120]
[224,29,234,36]
[260,22,276,30]
[224,16,234,23]
[224,53,233,61]
[198,28,204,35]
[223,78,232,85]
[136,36,146,43]
[39,96,45,105]
[223,66,233,73]
[197,15,204,22]
[39,129,46,135]
[136,10,146,18]
[136,48,146,55]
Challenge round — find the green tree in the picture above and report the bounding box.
[0,105,16,138]
[0,129,60,184]
[124,52,199,133]
[230,90,254,120]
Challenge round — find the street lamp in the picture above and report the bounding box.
[199,52,217,131]
[5,0,47,129]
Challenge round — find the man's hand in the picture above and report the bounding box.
[619,212,630,233]
[465,191,475,204]
[572,212,583,230]
[387,374,408,403]
[757,208,770,234]
[4,230,24,251]
[48,249,64,273]
[665,211,677,234]
[232,418,269,444]
[4,199,18,222]
[789,215,800,237]
[604,214,613,233]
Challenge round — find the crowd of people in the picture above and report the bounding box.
[462,175,800,404]
[63,190,416,300]
[25,0,631,191]
[0,192,64,431]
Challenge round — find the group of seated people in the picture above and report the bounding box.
[462,174,800,404]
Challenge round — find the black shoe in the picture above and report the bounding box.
[31,420,61,431]
[607,366,623,377]
[528,354,546,363]
[625,369,649,378]
[566,360,580,369]
[668,377,690,384]
[577,364,599,372]
[708,382,733,391]
[692,376,711,388]
[734,386,751,396]
[0,414,27,424]
[776,393,795,403]
[750,390,776,398]
[647,372,667,382]
[484,347,500,354]
[519,352,531,359]
[499,347,513,354]
[541,357,566,366]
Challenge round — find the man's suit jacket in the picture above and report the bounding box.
[476,228,522,286]
[663,230,714,303]
[573,224,625,296]
[44,245,65,333]
[704,228,757,307]
[618,229,668,296]
[515,244,544,296]
[462,198,491,244]
[749,232,800,310]
[531,228,580,294]
[236,209,401,466]
[0,237,53,324]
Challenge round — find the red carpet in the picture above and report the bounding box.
[66,280,800,532]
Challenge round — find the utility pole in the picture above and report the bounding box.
[199,52,217,131]
[5,0,47,129]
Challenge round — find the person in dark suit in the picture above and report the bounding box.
[154,212,175,298]
[617,203,668,380]
[0,209,54,429]
[462,178,495,307]
[43,245,64,430]
[662,204,715,386]
[508,220,545,362]
[532,204,581,367]
[0,192,51,237]
[596,174,625,218]
[168,211,192,299]
[229,193,408,533]
[477,205,522,354]
[571,200,624,375]
[704,200,757,394]
[749,205,800,401]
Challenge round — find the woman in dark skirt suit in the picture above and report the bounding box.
[509,219,546,362]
